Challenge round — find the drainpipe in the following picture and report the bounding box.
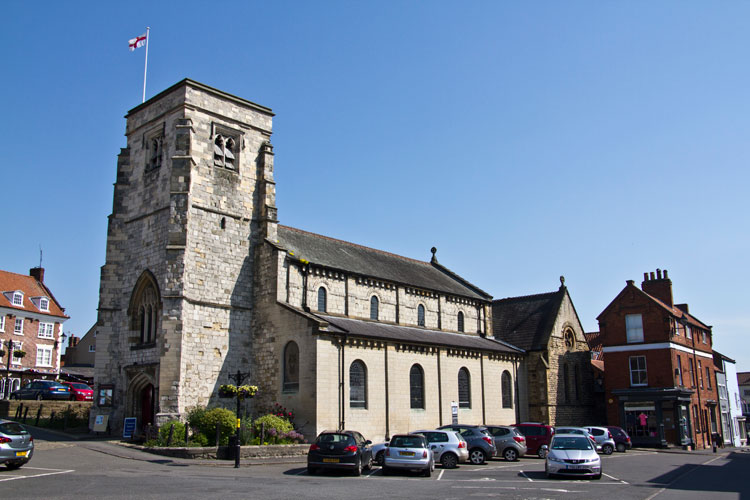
[513,356,520,423]
[437,348,443,426]
[384,344,390,440]
[340,336,346,430]
[301,264,309,310]
[480,353,486,425]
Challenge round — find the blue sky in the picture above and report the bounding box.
[2,1,748,371]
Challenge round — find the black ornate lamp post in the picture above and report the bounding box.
[227,369,252,468]
[4,340,15,400]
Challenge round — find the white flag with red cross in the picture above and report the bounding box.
[128,33,147,51]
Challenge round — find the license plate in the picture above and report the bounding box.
[399,451,415,456]
[566,465,586,470]
[15,451,28,457]
[322,458,339,463]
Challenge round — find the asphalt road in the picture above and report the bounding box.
[2,429,749,500]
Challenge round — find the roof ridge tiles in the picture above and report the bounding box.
[279,225,430,267]
[492,290,558,303]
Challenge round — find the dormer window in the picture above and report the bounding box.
[39,297,49,311]
[12,291,23,307]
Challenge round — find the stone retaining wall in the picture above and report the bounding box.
[0,400,92,419]
[128,443,309,460]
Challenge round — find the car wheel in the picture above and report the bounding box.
[602,444,614,455]
[616,443,626,453]
[5,462,24,470]
[363,455,373,471]
[36,394,43,401]
[376,450,385,467]
[441,453,458,469]
[469,448,486,465]
[423,466,431,477]
[353,459,362,476]
[503,448,518,462]
[307,465,317,475]
[593,472,602,480]
[537,447,548,459]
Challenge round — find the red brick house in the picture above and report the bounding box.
[0,268,69,397]
[597,269,719,449]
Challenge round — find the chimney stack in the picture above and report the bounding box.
[641,268,673,307]
[30,267,45,283]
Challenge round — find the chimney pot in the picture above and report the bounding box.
[627,280,635,286]
[664,269,669,279]
[643,273,649,281]
[657,269,662,279]
[650,272,655,280]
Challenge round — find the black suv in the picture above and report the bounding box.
[307,430,373,476]
[438,424,496,464]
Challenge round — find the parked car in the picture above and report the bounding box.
[438,424,496,464]
[0,419,33,469]
[554,427,597,445]
[583,426,616,455]
[382,434,434,477]
[543,433,602,480]
[485,425,528,461]
[10,381,71,401]
[61,382,93,402]
[513,423,555,458]
[606,426,632,453]
[413,429,469,468]
[307,430,373,476]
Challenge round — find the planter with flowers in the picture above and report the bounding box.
[13,350,26,358]
[218,384,258,399]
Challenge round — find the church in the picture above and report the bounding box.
[91,79,585,441]
[91,79,534,440]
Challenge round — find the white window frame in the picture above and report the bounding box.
[625,314,644,343]
[12,292,23,306]
[36,345,53,367]
[702,331,707,344]
[39,297,49,312]
[686,325,692,339]
[14,318,24,335]
[11,342,23,365]
[0,316,4,332]
[629,355,648,386]
[38,322,54,339]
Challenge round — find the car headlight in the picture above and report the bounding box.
[547,456,565,464]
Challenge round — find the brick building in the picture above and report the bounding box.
[0,268,69,397]
[598,269,719,449]
[492,279,595,426]
[92,79,527,438]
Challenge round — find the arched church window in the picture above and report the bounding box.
[350,360,367,408]
[502,370,513,408]
[410,364,425,409]
[417,304,425,327]
[283,341,299,392]
[317,287,327,313]
[458,367,471,408]
[457,311,464,332]
[130,272,160,346]
[370,296,379,321]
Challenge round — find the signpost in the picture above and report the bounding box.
[451,401,459,425]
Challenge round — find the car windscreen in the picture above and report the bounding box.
[317,434,355,446]
[551,437,592,450]
[390,436,425,448]
[0,422,29,435]
[69,383,91,390]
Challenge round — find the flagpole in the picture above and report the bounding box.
[142,27,150,103]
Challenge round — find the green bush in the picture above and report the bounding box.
[189,432,209,447]
[253,413,293,443]
[188,407,236,446]
[158,420,186,446]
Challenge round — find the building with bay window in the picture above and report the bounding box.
[597,269,719,449]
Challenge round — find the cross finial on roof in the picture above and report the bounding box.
[430,247,438,264]
[560,275,565,288]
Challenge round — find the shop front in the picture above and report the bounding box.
[613,388,694,448]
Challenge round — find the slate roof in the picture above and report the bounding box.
[491,289,565,352]
[316,314,522,354]
[738,372,750,386]
[0,269,68,319]
[275,225,491,301]
[585,331,602,359]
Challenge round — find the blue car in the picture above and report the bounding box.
[11,380,71,401]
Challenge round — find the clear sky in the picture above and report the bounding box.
[2,2,748,370]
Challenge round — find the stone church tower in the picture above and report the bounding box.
[92,80,276,430]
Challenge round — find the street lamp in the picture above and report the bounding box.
[227,369,252,469]
[55,332,68,350]
[4,339,15,400]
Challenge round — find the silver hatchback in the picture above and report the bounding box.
[583,426,616,455]
[383,434,435,477]
[414,429,469,468]
[0,419,33,469]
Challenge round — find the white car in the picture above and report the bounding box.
[543,434,602,480]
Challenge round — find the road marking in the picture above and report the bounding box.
[0,469,74,482]
[437,469,445,481]
[461,463,527,472]
[602,472,628,484]
[642,455,728,500]
[452,485,585,493]
[519,470,533,482]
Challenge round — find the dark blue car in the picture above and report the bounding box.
[11,381,71,401]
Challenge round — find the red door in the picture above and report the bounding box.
[140,384,154,427]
